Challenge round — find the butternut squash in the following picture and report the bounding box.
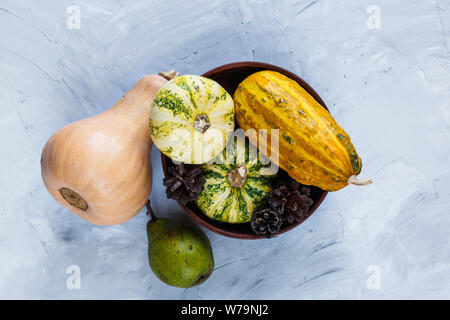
[41,74,168,225]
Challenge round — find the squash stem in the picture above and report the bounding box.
[194,114,211,133]
[146,200,157,220]
[348,175,373,186]
[158,70,179,81]
[227,165,248,188]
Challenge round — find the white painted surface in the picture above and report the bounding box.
[0,0,449,299]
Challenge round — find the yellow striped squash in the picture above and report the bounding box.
[150,75,234,164]
[234,70,370,191]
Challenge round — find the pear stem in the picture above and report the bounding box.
[146,200,157,221]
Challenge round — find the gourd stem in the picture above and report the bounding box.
[146,200,157,221]
[227,165,248,188]
[348,175,373,186]
[158,70,179,81]
[194,114,211,133]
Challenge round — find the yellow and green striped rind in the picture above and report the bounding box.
[233,70,362,191]
[196,146,275,224]
[150,75,235,164]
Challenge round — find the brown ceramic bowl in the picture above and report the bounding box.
[161,61,328,239]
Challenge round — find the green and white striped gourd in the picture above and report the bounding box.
[196,143,275,223]
[150,75,234,164]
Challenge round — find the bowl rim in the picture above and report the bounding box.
[160,61,329,239]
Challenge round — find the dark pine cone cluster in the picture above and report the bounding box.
[163,163,205,205]
[269,181,314,224]
[251,208,283,239]
[251,179,314,238]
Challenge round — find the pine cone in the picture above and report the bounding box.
[251,208,282,238]
[269,180,314,224]
[163,163,205,205]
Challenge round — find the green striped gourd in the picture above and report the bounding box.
[196,143,275,223]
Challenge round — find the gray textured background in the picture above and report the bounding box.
[0,0,449,299]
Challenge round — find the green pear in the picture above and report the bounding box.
[146,202,214,288]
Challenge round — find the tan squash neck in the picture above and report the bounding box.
[108,79,159,119]
[106,70,179,129]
